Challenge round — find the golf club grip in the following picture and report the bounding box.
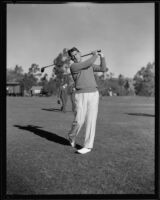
[81,50,101,57]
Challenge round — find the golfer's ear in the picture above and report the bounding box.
[70,56,73,61]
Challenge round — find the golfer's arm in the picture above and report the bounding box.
[71,55,98,72]
[93,57,108,72]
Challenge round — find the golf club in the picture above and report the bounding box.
[81,50,101,57]
[41,64,55,73]
[40,50,101,73]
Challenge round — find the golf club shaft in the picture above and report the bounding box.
[41,64,55,72]
[81,50,101,57]
[41,50,101,72]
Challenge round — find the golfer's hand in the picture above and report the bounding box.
[91,50,99,56]
[98,52,104,58]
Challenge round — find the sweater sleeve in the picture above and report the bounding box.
[92,57,108,72]
[70,55,98,73]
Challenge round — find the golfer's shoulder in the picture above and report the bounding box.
[70,63,74,69]
[70,63,77,73]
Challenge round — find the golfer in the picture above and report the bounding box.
[67,47,108,154]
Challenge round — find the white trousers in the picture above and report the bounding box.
[69,91,99,149]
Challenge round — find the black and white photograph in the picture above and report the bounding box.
[3,1,158,198]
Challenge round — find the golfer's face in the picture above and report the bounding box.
[71,51,81,63]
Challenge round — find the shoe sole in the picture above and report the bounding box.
[76,150,91,154]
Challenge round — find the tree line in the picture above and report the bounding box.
[94,61,154,97]
[7,56,155,97]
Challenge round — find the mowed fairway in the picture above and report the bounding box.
[7,96,155,194]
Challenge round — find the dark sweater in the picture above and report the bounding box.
[70,55,107,93]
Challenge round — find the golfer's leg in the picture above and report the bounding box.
[61,94,65,112]
[68,93,87,142]
[60,95,63,111]
[63,91,68,111]
[84,91,99,149]
[70,93,76,112]
[61,90,67,112]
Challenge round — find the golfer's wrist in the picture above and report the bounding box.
[98,53,104,58]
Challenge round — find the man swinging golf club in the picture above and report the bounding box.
[67,47,108,154]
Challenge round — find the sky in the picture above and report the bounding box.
[7,3,154,78]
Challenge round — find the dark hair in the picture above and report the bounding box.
[68,47,80,58]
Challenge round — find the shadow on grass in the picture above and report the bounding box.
[42,108,73,113]
[14,125,70,146]
[14,125,82,149]
[126,113,155,117]
[42,108,61,112]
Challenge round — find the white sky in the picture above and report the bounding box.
[7,3,154,78]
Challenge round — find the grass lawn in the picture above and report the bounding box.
[6,96,155,195]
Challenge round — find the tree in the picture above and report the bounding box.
[21,73,38,92]
[7,65,24,82]
[124,79,130,90]
[20,64,40,92]
[28,63,40,74]
[53,48,71,77]
[118,74,125,95]
[123,79,135,96]
[38,73,49,95]
[47,78,58,95]
[48,48,72,96]
[109,72,114,79]
[133,62,155,96]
